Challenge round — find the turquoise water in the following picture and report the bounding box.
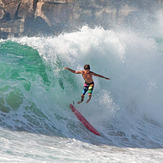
[0,26,163,162]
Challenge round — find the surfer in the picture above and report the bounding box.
[64,64,110,104]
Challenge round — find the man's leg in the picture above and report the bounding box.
[86,94,92,103]
[78,94,84,104]
[86,83,94,103]
[78,83,88,104]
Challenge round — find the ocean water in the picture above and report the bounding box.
[0,11,163,163]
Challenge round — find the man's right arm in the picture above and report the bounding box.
[64,67,82,74]
[64,67,75,73]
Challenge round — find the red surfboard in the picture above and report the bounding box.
[70,104,100,136]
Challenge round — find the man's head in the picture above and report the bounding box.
[84,64,90,70]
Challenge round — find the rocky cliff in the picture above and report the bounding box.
[0,0,162,38]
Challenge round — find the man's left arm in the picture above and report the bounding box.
[92,72,111,80]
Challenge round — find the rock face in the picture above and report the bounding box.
[0,0,162,38]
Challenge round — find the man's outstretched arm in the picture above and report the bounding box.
[92,72,111,80]
[64,67,82,74]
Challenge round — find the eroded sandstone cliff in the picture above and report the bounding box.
[0,0,162,38]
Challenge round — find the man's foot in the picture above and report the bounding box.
[78,100,83,104]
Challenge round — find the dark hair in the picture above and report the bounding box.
[84,64,90,70]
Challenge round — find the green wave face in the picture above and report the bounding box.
[0,40,79,136]
[0,41,57,134]
[0,41,50,85]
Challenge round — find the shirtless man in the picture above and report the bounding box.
[64,64,110,104]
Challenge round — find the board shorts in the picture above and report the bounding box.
[82,82,94,95]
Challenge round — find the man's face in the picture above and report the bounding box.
[85,69,90,73]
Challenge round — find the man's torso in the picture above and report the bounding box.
[82,71,94,83]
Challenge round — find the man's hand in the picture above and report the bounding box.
[64,67,76,73]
